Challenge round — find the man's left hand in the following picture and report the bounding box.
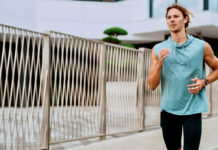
[187,77,205,94]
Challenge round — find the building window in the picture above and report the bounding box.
[150,0,175,18]
[150,0,205,18]
[208,0,218,12]
[75,0,122,1]
[177,0,203,12]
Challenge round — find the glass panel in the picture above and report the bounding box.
[152,0,175,18]
[177,0,203,12]
[209,0,218,12]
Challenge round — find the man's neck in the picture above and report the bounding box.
[170,30,187,45]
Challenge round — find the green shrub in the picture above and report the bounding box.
[121,43,136,48]
[104,27,128,37]
[102,36,122,44]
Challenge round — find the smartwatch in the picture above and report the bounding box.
[204,78,209,86]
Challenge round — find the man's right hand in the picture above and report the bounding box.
[157,49,171,68]
[147,48,171,90]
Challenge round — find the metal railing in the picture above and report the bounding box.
[0,24,47,150]
[49,31,103,145]
[0,24,218,150]
[144,49,161,128]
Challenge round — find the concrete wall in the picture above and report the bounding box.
[1,0,217,43]
[0,0,36,30]
[35,0,149,39]
[0,0,150,42]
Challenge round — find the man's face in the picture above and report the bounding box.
[166,8,187,33]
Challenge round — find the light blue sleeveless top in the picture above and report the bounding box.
[154,34,208,115]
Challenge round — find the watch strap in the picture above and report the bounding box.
[204,78,209,86]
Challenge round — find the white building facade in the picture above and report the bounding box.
[0,0,218,54]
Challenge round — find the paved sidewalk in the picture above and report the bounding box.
[68,116,218,150]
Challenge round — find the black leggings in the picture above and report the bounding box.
[160,110,202,150]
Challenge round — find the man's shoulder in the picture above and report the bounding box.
[192,36,205,45]
[153,40,169,56]
[154,40,168,50]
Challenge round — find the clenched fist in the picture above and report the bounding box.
[157,49,171,68]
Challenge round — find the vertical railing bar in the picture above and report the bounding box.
[144,50,148,127]
[126,50,131,130]
[65,37,72,139]
[120,48,124,81]
[85,40,90,136]
[71,37,78,139]
[90,43,95,107]
[108,46,113,81]
[74,38,81,137]
[64,35,70,139]
[117,47,121,81]
[129,51,133,129]
[35,36,43,132]
[113,48,117,132]
[29,35,38,146]
[99,43,106,140]
[68,37,74,139]
[134,51,138,129]
[146,49,151,127]
[121,49,126,130]
[96,43,101,134]
[40,31,50,150]
[58,35,65,139]
[0,25,7,106]
[10,29,20,148]
[76,38,82,137]
[3,27,14,148]
[73,38,80,138]
[138,48,146,131]
[125,49,129,81]
[20,31,31,149]
[86,41,91,136]
[80,39,86,137]
[91,42,96,136]
[63,36,69,139]
[88,42,93,108]
[113,47,117,82]
[28,33,36,149]
[92,42,99,135]
[34,35,43,148]
[50,33,58,140]
[8,29,24,150]
[17,30,27,150]
[0,26,8,114]
[61,35,69,139]
[83,41,90,136]
[124,50,129,130]
[55,35,62,140]
[130,52,134,81]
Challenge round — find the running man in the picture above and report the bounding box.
[147,3,218,150]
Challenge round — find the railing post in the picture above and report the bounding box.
[137,48,145,131]
[99,43,106,140]
[40,31,50,150]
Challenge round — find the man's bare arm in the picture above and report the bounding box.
[187,42,218,94]
[203,42,218,84]
[147,47,170,90]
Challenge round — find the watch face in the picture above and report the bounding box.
[205,79,209,86]
[206,80,209,85]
